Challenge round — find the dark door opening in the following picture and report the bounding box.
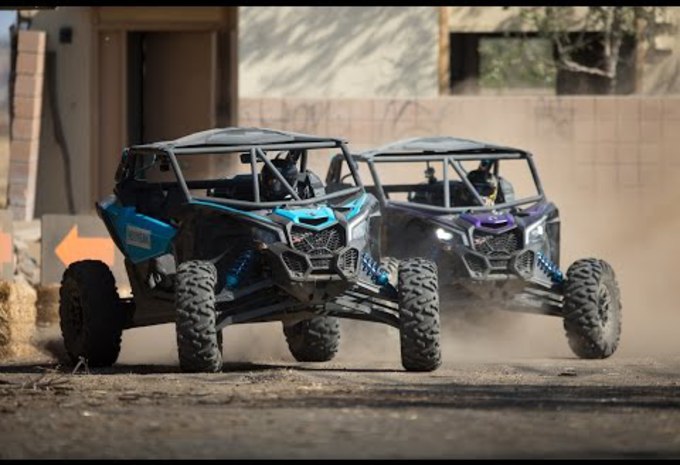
[126,31,217,146]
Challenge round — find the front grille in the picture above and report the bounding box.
[464,253,487,275]
[310,257,332,270]
[282,252,308,275]
[290,225,345,255]
[339,248,359,273]
[473,229,522,256]
[489,258,509,268]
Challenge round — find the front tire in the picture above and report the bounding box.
[59,260,125,367]
[563,258,622,359]
[175,260,223,373]
[283,316,340,362]
[398,258,441,371]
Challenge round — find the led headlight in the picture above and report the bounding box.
[348,212,370,242]
[252,227,281,249]
[435,228,454,241]
[435,227,467,248]
[525,219,546,245]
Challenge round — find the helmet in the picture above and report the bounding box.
[467,167,498,206]
[261,158,299,200]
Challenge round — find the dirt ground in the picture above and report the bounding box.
[0,316,678,460]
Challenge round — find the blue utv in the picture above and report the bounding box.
[58,128,441,373]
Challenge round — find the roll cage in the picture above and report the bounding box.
[334,137,547,214]
[115,128,365,211]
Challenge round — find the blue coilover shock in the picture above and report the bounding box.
[361,253,389,286]
[536,251,564,284]
[226,249,255,289]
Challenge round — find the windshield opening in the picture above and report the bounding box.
[368,154,542,212]
[130,144,362,210]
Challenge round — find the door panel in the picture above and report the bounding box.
[142,31,216,142]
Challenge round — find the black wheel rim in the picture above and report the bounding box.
[62,279,84,347]
[597,282,615,337]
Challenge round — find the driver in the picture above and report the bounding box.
[466,161,499,207]
[260,150,326,201]
[260,156,300,201]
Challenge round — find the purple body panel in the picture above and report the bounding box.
[386,200,548,235]
[460,211,516,234]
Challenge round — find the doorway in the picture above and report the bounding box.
[127,31,217,145]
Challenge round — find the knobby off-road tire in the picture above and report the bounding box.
[59,260,125,367]
[175,260,223,373]
[563,258,622,359]
[398,258,442,372]
[283,316,340,362]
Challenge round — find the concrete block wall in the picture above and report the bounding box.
[239,96,676,200]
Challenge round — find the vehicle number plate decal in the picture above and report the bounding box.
[126,225,152,250]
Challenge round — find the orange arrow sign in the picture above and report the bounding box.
[55,225,115,268]
[0,231,11,264]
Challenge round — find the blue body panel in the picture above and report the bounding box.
[191,194,367,229]
[273,206,337,230]
[100,192,368,263]
[343,193,367,220]
[101,201,177,263]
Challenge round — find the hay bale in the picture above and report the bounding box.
[0,279,40,360]
[36,284,60,327]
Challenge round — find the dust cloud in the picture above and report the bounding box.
[117,322,294,366]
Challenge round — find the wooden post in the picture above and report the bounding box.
[439,6,451,95]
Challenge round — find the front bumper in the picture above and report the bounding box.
[441,242,555,289]
[259,239,367,304]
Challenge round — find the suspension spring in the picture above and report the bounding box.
[226,249,255,289]
[361,253,389,286]
[536,251,564,284]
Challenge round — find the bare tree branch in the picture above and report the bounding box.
[517,6,664,93]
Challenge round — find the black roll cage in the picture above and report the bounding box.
[354,150,546,214]
[120,140,365,210]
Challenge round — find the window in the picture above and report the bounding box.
[450,32,636,95]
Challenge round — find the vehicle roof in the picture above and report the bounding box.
[353,136,527,160]
[129,127,346,150]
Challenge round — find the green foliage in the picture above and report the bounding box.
[518,7,660,80]
[479,36,556,89]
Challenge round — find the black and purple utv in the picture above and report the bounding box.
[326,136,622,359]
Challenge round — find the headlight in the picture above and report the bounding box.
[525,219,546,245]
[252,227,281,249]
[435,227,467,248]
[435,228,454,241]
[348,216,369,241]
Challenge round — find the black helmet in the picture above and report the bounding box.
[261,158,299,200]
[467,168,498,206]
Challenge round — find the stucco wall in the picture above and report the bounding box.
[31,7,93,215]
[239,7,439,99]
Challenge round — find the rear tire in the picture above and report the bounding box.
[398,258,441,371]
[175,260,223,373]
[563,258,622,359]
[283,316,340,362]
[59,260,124,367]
